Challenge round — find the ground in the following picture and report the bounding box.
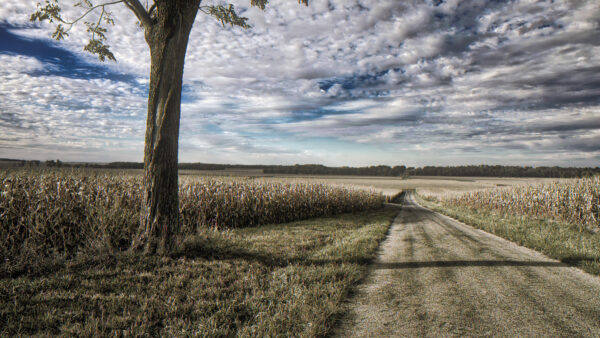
[333,193,600,337]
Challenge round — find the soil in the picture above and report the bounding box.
[333,193,600,337]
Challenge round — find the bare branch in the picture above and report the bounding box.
[148,2,156,17]
[123,0,153,28]
[67,0,124,26]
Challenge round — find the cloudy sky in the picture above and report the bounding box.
[0,0,599,167]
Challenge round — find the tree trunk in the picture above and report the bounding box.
[132,1,200,254]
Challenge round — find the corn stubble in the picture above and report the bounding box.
[442,176,600,232]
[0,170,384,263]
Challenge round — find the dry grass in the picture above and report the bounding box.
[0,208,397,336]
[259,175,558,198]
[440,176,599,232]
[0,168,396,335]
[0,169,385,272]
[418,177,600,275]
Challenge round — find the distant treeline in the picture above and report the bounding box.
[264,164,599,178]
[85,162,265,170]
[264,164,407,176]
[3,159,598,178]
[425,165,600,178]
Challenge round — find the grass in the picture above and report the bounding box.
[417,195,600,276]
[440,176,599,233]
[0,169,385,268]
[0,208,397,336]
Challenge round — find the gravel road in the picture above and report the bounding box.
[334,193,600,337]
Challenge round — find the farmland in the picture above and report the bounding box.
[0,207,397,336]
[0,168,393,336]
[1,169,598,335]
[419,176,600,275]
[0,169,384,270]
[441,176,599,233]
[201,172,556,197]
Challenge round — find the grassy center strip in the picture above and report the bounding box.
[0,208,397,336]
[416,195,600,276]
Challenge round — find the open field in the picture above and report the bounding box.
[335,193,600,337]
[440,176,599,233]
[418,177,600,275]
[0,168,397,336]
[258,175,561,198]
[180,170,560,197]
[294,173,600,276]
[0,208,397,336]
[0,169,384,270]
[2,168,597,335]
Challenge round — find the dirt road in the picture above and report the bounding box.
[334,193,600,337]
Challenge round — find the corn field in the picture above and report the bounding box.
[442,176,600,232]
[0,170,385,262]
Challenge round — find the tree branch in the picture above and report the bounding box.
[123,0,153,28]
[32,0,123,29]
[199,4,250,29]
[31,0,124,61]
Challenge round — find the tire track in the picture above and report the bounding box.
[425,203,600,333]
[333,193,600,337]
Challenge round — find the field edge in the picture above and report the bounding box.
[415,194,600,276]
[0,208,400,337]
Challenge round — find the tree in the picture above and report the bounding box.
[31,0,308,254]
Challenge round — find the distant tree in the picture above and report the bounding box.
[31,0,309,254]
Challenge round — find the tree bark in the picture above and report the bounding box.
[132,0,200,254]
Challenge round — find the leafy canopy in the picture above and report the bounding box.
[31,0,309,62]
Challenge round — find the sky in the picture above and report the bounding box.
[0,0,599,167]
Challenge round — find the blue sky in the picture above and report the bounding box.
[0,0,599,167]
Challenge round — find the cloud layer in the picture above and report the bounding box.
[0,0,599,166]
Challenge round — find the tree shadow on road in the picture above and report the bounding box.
[371,260,571,269]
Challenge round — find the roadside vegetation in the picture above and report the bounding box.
[0,169,384,274]
[0,208,397,336]
[418,176,600,275]
[0,168,395,335]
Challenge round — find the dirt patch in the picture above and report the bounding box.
[333,193,600,337]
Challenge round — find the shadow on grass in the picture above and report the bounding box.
[559,256,600,265]
[6,238,597,278]
[10,243,595,279]
[172,238,372,268]
[1,234,369,279]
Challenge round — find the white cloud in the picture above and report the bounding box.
[0,0,599,166]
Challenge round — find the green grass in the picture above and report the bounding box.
[417,195,600,276]
[0,208,397,336]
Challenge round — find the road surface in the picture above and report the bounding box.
[334,193,600,337]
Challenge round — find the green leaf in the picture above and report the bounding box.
[30,0,63,23]
[250,0,308,9]
[250,0,268,10]
[51,24,69,40]
[206,4,250,29]
[84,39,116,62]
